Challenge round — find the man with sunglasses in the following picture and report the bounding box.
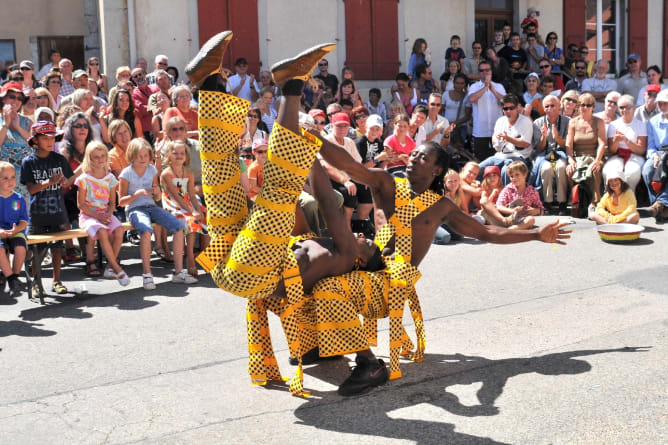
[478,93,533,184]
[565,61,589,93]
[422,93,453,147]
[314,58,338,97]
[618,53,648,100]
[468,60,506,161]
[634,84,661,123]
[538,60,565,93]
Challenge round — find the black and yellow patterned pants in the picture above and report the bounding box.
[196,90,320,395]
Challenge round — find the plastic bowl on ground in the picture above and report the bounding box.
[596,223,645,243]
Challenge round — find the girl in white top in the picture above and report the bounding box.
[75,141,129,285]
[603,94,647,190]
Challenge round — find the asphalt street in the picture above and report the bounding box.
[0,214,666,445]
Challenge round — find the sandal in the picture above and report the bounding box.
[154,247,174,263]
[187,267,198,277]
[51,281,68,295]
[64,247,82,264]
[86,261,102,277]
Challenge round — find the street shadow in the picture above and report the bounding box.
[641,226,663,233]
[617,266,668,296]
[600,237,654,245]
[0,320,57,337]
[294,347,649,445]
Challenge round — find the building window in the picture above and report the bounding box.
[585,0,626,74]
[0,40,16,67]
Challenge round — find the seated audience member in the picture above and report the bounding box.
[356,114,384,168]
[531,95,571,215]
[351,106,369,137]
[158,116,201,196]
[524,33,544,72]
[308,108,327,134]
[617,54,648,100]
[636,65,666,106]
[380,113,415,178]
[442,73,472,147]
[590,170,640,225]
[581,59,617,112]
[422,93,453,147]
[258,86,277,133]
[366,88,387,122]
[160,140,208,279]
[36,48,61,80]
[495,160,544,229]
[43,71,63,110]
[478,94,533,184]
[594,91,621,131]
[22,121,81,297]
[444,169,468,213]
[164,85,198,140]
[106,88,142,138]
[130,67,156,142]
[75,141,129,283]
[394,72,418,115]
[461,41,484,82]
[86,56,108,94]
[246,138,267,200]
[118,138,194,290]
[565,60,589,93]
[239,106,268,147]
[107,66,132,105]
[34,107,55,124]
[603,95,646,191]
[445,35,466,63]
[634,84,660,123]
[408,38,429,81]
[150,90,172,142]
[460,161,482,211]
[543,32,564,78]
[146,69,171,116]
[19,89,37,124]
[537,60,565,93]
[522,72,543,118]
[146,55,175,86]
[0,161,28,297]
[57,59,75,97]
[408,104,428,146]
[565,92,607,204]
[70,89,109,143]
[108,119,133,179]
[643,89,668,222]
[479,165,503,205]
[439,59,461,93]
[336,79,363,108]
[560,90,579,118]
[87,78,107,103]
[320,112,363,225]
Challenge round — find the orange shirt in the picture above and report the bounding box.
[163,107,199,139]
[109,146,130,176]
[247,160,263,199]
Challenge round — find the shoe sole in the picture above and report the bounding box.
[185,30,233,86]
[270,43,336,84]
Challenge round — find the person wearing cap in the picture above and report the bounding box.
[22,121,81,297]
[19,61,43,90]
[308,108,327,133]
[635,65,666,107]
[247,138,268,200]
[618,54,647,100]
[71,69,89,90]
[58,59,75,97]
[635,83,661,123]
[146,54,175,86]
[590,169,640,225]
[642,88,668,221]
[227,57,259,102]
[531,95,571,215]
[0,82,32,201]
[321,111,364,225]
[522,72,543,117]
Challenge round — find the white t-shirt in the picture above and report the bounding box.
[319,134,361,183]
[421,114,449,145]
[227,74,259,102]
[581,77,618,112]
[468,81,506,138]
[606,117,647,150]
[493,113,533,159]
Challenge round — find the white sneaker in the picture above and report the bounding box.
[117,270,130,287]
[104,267,117,279]
[143,273,156,290]
[172,269,198,284]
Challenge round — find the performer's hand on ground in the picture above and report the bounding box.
[538,220,571,245]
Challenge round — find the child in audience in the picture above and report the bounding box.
[118,138,195,290]
[445,35,466,62]
[459,161,482,211]
[161,140,208,279]
[75,141,129,284]
[247,138,267,200]
[480,165,503,204]
[0,162,29,296]
[496,161,543,229]
[21,121,81,297]
[366,88,387,123]
[444,169,468,213]
[590,170,640,225]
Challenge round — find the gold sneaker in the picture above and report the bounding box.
[185,30,233,87]
[271,43,336,86]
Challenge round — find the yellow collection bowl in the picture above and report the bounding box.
[596,223,645,243]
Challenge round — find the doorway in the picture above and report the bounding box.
[38,36,84,70]
[474,0,513,50]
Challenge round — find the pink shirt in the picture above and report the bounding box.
[498,183,544,210]
[383,134,415,169]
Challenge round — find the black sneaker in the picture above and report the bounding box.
[558,202,569,216]
[337,356,388,396]
[288,347,342,365]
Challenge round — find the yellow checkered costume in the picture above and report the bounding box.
[312,177,441,380]
[196,90,321,396]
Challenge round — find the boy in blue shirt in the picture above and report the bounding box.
[21,121,80,298]
[0,161,29,297]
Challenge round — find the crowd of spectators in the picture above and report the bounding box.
[1,10,668,299]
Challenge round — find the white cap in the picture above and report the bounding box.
[34,107,55,123]
[657,89,668,103]
[607,169,624,182]
[366,114,383,129]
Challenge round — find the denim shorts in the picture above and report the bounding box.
[128,205,185,235]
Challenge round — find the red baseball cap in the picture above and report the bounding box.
[308,109,326,121]
[646,84,661,94]
[483,165,501,178]
[331,112,350,126]
[28,120,63,146]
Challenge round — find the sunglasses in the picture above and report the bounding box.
[576,66,587,70]
[89,62,99,66]
[564,97,578,103]
[318,62,328,66]
[247,114,259,119]
[72,123,89,129]
[648,92,658,97]
[580,50,589,54]
[35,95,48,100]
[502,106,517,111]
[429,103,441,106]
[628,60,638,64]
[539,65,550,69]
[255,150,267,154]
[240,154,253,160]
[4,93,23,101]
[479,68,491,72]
[355,114,368,120]
[619,105,632,110]
[579,103,595,108]
[49,80,62,85]
[170,126,186,131]
[20,66,32,71]
[314,120,326,125]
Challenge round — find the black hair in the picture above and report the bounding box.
[338,78,355,98]
[413,103,428,116]
[411,38,427,55]
[502,93,519,106]
[424,141,449,194]
[450,35,461,42]
[369,87,381,98]
[167,66,179,82]
[647,64,662,76]
[509,32,520,39]
[606,178,630,195]
[395,72,410,83]
[49,49,61,57]
[415,63,429,78]
[472,40,482,47]
[340,98,353,108]
[527,33,537,40]
[361,246,386,272]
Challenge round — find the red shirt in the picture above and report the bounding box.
[383,134,415,169]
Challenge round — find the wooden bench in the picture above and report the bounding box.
[25,222,135,304]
